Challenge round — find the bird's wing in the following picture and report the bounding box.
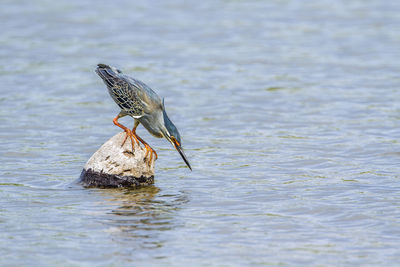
[96,65,145,118]
[125,76,163,114]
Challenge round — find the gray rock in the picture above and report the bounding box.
[80,132,155,188]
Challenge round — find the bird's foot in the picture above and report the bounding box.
[132,131,157,165]
[121,129,139,152]
[144,144,158,166]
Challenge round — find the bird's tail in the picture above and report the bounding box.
[95,64,121,87]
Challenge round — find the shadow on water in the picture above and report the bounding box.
[95,186,189,250]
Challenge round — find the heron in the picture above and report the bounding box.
[95,64,191,170]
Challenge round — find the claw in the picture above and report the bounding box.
[143,144,157,166]
[121,129,137,152]
[132,128,157,165]
[113,114,138,152]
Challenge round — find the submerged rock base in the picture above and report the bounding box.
[79,132,155,188]
[80,168,154,188]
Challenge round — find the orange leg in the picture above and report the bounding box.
[132,124,158,163]
[113,115,139,151]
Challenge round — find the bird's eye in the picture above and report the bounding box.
[171,136,180,146]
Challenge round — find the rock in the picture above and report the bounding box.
[79,132,155,188]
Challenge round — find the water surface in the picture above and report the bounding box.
[1,0,400,266]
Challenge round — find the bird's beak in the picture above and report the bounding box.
[171,137,192,171]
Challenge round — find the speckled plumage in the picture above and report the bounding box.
[95,64,161,119]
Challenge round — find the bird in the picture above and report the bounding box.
[95,63,192,170]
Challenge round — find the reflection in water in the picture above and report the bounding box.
[97,186,189,250]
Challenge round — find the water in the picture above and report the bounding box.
[1,0,399,265]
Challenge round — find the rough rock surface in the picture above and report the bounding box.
[80,132,155,188]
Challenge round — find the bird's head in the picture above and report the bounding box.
[160,100,192,171]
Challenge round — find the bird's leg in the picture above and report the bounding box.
[130,120,141,147]
[113,113,138,151]
[132,121,158,163]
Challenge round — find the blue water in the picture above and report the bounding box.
[1,0,399,266]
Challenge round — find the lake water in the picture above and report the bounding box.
[1,0,399,266]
